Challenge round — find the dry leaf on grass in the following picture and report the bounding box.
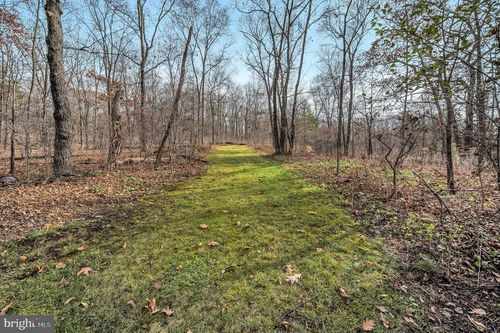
[207,240,219,246]
[284,264,294,274]
[0,302,12,315]
[376,305,388,313]
[127,300,135,307]
[285,273,301,284]
[161,307,174,316]
[403,316,418,327]
[199,224,209,230]
[55,262,67,269]
[339,287,350,299]
[145,298,160,314]
[244,223,252,228]
[154,281,163,290]
[19,255,28,262]
[362,319,375,331]
[122,242,127,249]
[77,245,85,252]
[80,302,88,308]
[77,267,93,276]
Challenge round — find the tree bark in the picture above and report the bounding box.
[155,26,193,167]
[45,0,72,176]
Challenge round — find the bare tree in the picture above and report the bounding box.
[45,0,73,175]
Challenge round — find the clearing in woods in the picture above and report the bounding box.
[0,145,407,332]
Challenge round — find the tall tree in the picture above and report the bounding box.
[45,0,73,175]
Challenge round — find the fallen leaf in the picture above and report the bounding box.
[376,305,388,313]
[244,223,252,228]
[56,262,67,269]
[77,245,85,252]
[339,287,350,299]
[77,267,93,276]
[0,302,12,315]
[380,312,389,329]
[285,273,301,284]
[404,307,415,316]
[308,211,318,215]
[145,298,159,314]
[154,281,163,290]
[467,315,487,332]
[403,316,418,327]
[122,242,127,249]
[284,264,294,274]
[470,308,486,316]
[19,255,28,262]
[316,247,323,252]
[207,240,219,246]
[80,302,88,308]
[362,319,375,331]
[64,297,75,304]
[222,210,229,213]
[187,330,193,333]
[399,284,408,293]
[127,300,135,307]
[176,265,183,270]
[161,307,174,316]
[221,307,228,315]
[199,224,209,230]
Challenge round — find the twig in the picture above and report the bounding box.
[412,171,458,220]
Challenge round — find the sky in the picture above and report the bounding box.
[222,0,328,85]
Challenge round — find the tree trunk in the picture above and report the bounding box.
[45,0,72,176]
[155,26,192,167]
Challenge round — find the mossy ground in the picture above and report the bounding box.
[0,145,407,332]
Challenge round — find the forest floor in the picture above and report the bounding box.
[280,151,499,333]
[0,145,418,332]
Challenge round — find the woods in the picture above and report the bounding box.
[0,0,499,332]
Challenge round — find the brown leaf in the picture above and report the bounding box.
[403,316,418,327]
[207,240,219,246]
[154,281,163,290]
[244,223,252,228]
[339,287,350,299]
[145,298,159,314]
[380,312,390,329]
[161,307,174,316]
[77,267,93,276]
[0,302,12,315]
[221,307,228,315]
[176,265,183,270]
[64,297,75,304]
[77,245,85,252]
[19,255,28,262]
[55,262,67,269]
[285,273,301,284]
[470,308,486,316]
[362,319,375,331]
[376,305,388,313]
[80,302,89,308]
[122,242,127,249]
[199,224,209,230]
[467,315,487,332]
[284,264,294,274]
[186,330,193,333]
[127,300,135,307]
[308,211,318,215]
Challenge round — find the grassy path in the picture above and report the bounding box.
[1,145,403,332]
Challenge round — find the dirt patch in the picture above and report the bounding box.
[283,153,499,333]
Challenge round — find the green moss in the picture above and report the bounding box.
[0,145,407,332]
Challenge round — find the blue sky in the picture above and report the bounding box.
[222,0,327,85]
